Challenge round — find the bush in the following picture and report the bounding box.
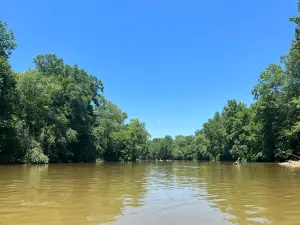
[24,147,49,164]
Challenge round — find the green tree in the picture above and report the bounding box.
[222,100,261,161]
[159,135,174,160]
[202,112,227,161]
[112,119,149,161]
[0,21,19,163]
[192,130,208,160]
[279,2,300,159]
[252,64,286,161]
[148,136,174,160]
[14,54,104,163]
[148,138,161,159]
[173,135,195,160]
[94,100,128,161]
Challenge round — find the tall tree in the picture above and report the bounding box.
[0,21,19,163]
[202,112,226,161]
[280,1,300,159]
[252,64,287,161]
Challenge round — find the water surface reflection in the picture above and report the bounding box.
[1,162,300,225]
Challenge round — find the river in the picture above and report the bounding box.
[0,161,299,225]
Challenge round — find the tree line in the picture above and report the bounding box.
[1,1,300,163]
[149,2,300,162]
[0,21,150,164]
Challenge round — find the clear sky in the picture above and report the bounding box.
[2,0,298,138]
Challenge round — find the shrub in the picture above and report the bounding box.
[24,147,49,164]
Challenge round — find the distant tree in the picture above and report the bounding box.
[202,112,226,161]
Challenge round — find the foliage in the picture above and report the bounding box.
[149,1,300,162]
[0,21,19,163]
[2,1,300,163]
[24,146,49,164]
[0,21,149,163]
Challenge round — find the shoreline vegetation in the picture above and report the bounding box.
[1,1,300,165]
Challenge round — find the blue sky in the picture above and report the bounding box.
[2,0,298,138]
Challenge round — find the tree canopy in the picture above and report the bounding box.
[148,1,300,162]
[1,1,300,163]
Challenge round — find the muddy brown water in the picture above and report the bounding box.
[0,161,300,225]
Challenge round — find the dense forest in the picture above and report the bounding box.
[0,22,150,164]
[1,2,300,163]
